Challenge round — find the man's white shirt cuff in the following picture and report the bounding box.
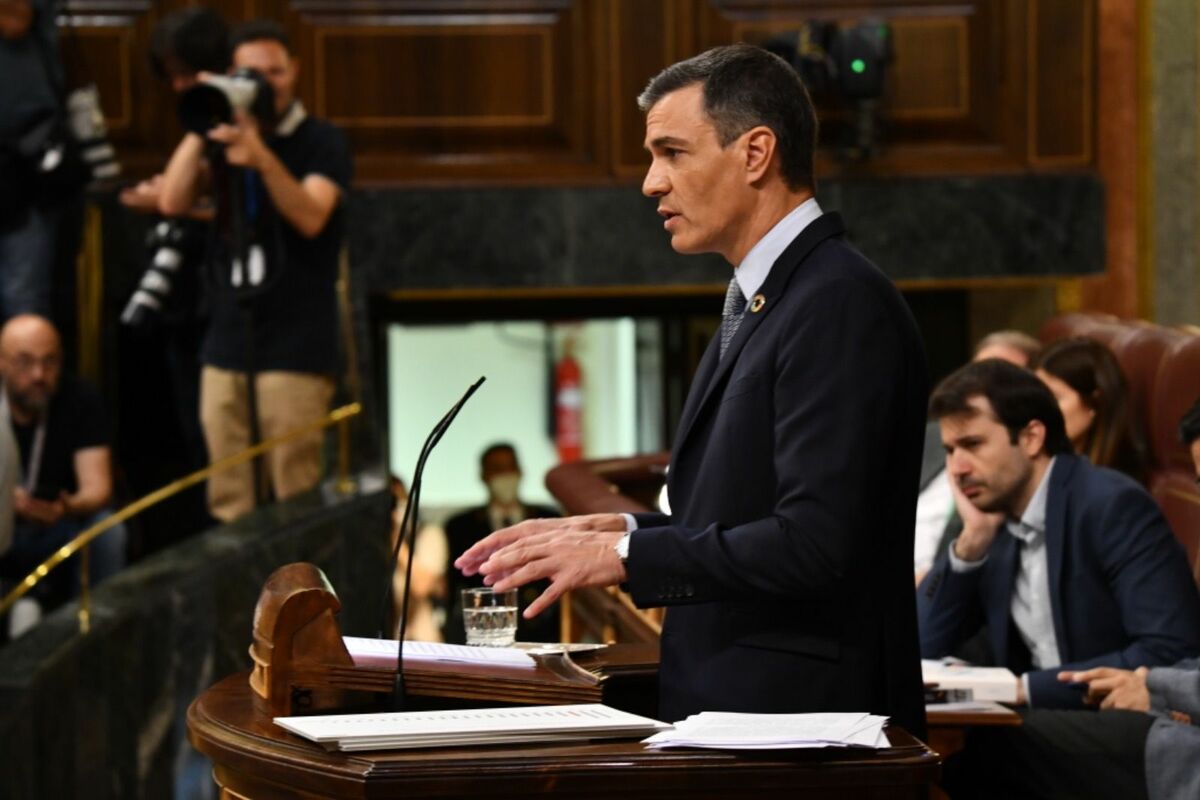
[621,513,638,533]
[947,539,988,573]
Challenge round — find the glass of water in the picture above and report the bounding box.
[461,587,518,647]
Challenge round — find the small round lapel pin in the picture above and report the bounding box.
[750,294,766,313]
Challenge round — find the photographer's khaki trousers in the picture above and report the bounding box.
[200,367,335,523]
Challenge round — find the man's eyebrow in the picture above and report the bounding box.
[645,135,688,151]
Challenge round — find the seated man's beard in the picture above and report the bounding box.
[11,387,50,416]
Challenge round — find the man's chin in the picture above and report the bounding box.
[668,236,708,256]
[966,492,1000,513]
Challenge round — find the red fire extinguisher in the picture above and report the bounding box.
[555,338,583,463]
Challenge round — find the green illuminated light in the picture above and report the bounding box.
[850,58,866,74]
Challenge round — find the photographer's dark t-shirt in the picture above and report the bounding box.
[202,114,352,375]
[10,376,109,500]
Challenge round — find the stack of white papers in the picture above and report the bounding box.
[275,703,671,752]
[643,712,889,750]
[921,659,1018,703]
[343,636,536,669]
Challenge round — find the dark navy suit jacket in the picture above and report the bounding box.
[627,213,929,736]
[917,454,1200,708]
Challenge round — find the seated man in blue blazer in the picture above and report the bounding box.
[942,396,1200,800]
[918,360,1200,709]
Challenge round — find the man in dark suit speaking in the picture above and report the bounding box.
[455,44,929,734]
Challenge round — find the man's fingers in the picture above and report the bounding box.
[207,125,236,144]
[488,555,558,593]
[524,580,567,619]
[1087,676,1121,693]
[457,521,563,572]
[456,527,527,573]
[1068,668,1111,684]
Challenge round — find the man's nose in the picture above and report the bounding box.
[642,162,668,197]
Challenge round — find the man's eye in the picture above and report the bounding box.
[664,148,679,158]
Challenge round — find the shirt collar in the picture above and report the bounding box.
[734,197,823,300]
[275,101,307,138]
[1008,456,1055,543]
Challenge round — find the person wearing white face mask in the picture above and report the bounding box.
[442,443,559,643]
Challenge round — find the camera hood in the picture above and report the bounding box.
[178,68,276,134]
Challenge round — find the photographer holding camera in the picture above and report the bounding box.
[158,20,351,523]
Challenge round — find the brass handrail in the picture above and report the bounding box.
[0,402,363,628]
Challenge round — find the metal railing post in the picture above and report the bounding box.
[77,545,90,634]
[335,415,357,496]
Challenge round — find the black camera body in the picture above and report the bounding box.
[177,68,276,134]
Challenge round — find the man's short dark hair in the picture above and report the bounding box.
[150,8,230,78]
[1180,398,1200,446]
[231,19,293,55]
[929,359,1074,456]
[637,43,817,192]
[480,442,517,471]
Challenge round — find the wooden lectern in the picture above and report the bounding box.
[188,564,939,798]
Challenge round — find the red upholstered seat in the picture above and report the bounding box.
[1151,471,1200,586]
[1041,315,1200,582]
[1104,324,1184,427]
[1038,312,1120,344]
[1149,332,1200,472]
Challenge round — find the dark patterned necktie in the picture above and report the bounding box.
[719,275,746,359]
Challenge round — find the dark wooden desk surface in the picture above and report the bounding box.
[189,673,941,799]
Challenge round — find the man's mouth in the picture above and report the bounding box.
[658,208,680,230]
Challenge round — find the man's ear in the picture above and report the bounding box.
[1020,419,1048,458]
[743,126,777,184]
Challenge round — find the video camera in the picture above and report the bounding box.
[178,68,275,135]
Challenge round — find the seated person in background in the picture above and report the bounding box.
[917,360,1200,709]
[1032,336,1149,484]
[0,315,125,617]
[914,329,1041,583]
[443,443,558,643]
[944,398,1200,800]
[388,476,447,642]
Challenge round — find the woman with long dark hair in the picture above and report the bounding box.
[1032,337,1149,483]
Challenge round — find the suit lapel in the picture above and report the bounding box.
[671,212,847,460]
[990,533,1020,664]
[1045,456,1072,659]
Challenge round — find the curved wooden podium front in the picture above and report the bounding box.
[189,673,940,799]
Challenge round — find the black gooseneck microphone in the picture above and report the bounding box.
[379,376,486,711]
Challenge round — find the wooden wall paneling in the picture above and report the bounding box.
[1027,0,1094,167]
[884,16,968,121]
[1076,0,1141,317]
[609,0,695,179]
[992,0,1030,166]
[273,1,609,183]
[695,0,1037,175]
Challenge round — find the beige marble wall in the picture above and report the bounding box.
[1149,0,1200,324]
